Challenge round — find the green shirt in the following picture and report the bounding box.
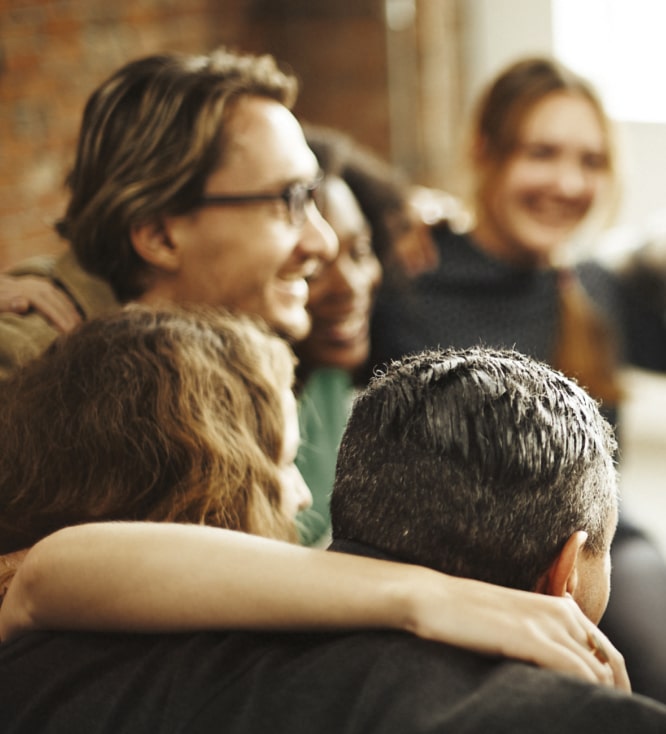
[296,368,354,547]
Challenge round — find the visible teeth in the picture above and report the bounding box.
[325,313,367,341]
[276,277,308,301]
[302,261,321,280]
[527,199,587,224]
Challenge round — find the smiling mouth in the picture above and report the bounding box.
[274,276,309,303]
[274,259,322,302]
[525,198,589,227]
[315,311,369,344]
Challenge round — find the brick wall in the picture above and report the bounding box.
[244,1,392,159]
[0,0,249,267]
[0,0,459,269]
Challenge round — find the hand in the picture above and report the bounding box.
[391,223,440,278]
[407,572,630,692]
[408,186,468,229]
[0,274,81,332]
[391,187,472,278]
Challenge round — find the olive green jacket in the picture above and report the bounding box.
[0,251,118,380]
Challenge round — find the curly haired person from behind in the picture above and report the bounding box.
[0,306,307,553]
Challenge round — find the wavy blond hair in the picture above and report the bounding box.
[0,306,297,553]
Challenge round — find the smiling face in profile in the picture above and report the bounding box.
[298,176,382,372]
[157,96,338,342]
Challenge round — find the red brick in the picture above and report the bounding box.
[0,0,454,267]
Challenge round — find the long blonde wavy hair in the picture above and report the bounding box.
[0,306,298,553]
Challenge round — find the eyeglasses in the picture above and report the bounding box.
[197,175,323,227]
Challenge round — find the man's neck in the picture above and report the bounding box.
[134,282,178,308]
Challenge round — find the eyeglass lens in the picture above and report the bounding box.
[286,183,316,227]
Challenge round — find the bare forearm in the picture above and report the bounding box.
[0,523,426,636]
[0,522,629,692]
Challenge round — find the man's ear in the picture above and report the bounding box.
[536,531,588,598]
[130,221,181,273]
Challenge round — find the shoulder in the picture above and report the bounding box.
[575,259,624,317]
[8,254,59,279]
[0,253,64,379]
[193,632,666,733]
[481,661,666,733]
[10,250,118,319]
[269,633,666,734]
[0,311,59,380]
[51,251,118,316]
[0,253,120,380]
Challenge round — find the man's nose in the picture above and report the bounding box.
[300,203,339,265]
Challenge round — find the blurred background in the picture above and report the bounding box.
[1,0,665,550]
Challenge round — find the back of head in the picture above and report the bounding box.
[331,347,617,590]
[0,306,296,553]
[57,48,297,301]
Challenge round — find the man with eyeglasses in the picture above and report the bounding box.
[0,48,336,379]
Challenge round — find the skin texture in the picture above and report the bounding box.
[278,388,312,519]
[297,176,382,372]
[539,517,616,627]
[568,520,615,626]
[572,542,613,625]
[134,96,338,342]
[473,92,610,267]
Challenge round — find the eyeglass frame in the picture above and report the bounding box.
[196,173,324,228]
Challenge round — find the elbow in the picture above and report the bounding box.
[0,574,36,643]
[0,532,60,642]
